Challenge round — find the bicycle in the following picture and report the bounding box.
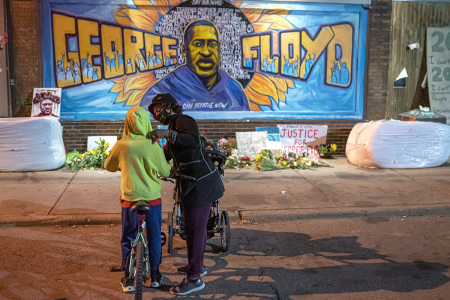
[127,200,152,300]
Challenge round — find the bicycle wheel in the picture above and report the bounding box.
[167,212,174,254]
[220,211,231,252]
[134,240,144,300]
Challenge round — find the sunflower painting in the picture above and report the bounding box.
[42,0,368,121]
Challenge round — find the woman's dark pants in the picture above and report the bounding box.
[183,203,211,279]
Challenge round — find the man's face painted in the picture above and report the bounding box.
[40,99,53,115]
[185,25,220,77]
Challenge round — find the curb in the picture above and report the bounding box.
[0,215,122,227]
[233,205,450,222]
[1,205,449,227]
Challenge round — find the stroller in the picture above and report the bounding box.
[166,142,230,254]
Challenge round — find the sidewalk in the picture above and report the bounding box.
[1,157,449,226]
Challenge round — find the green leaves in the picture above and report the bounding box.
[64,139,110,171]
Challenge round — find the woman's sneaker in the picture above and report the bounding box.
[120,276,135,293]
[170,277,205,295]
[176,265,207,276]
[150,270,163,288]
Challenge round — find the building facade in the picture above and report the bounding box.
[2,0,395,154]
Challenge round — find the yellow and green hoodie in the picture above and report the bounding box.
[104,106,171,203]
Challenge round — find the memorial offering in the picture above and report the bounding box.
[31,88,61,119]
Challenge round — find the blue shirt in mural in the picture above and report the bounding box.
[140,65,249,111]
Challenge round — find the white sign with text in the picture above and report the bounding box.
[277,124,328,157]
[427,27,450,124]
[236,131,268,159]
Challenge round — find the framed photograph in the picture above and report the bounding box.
[31,88,61,118]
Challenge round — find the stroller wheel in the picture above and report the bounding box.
[220,211,231,252]
[167,212,174,254]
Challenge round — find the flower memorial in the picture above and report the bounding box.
[226,149,330,171]
[319,144,337,154]
[225,156,253,169]
[65,139,110,171]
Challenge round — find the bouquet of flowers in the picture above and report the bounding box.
[319,144,337,154]
[255,149,279,171]
[253,149,330,171]
[225,156,253,169]
[65,139,110,171]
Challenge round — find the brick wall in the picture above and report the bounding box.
[8,0,42,115]
[365,0,392,120]
[61,119,359,155]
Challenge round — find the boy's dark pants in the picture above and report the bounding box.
[121,204,162,275]
[183,203,211,279]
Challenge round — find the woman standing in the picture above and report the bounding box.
[148,93,224,296]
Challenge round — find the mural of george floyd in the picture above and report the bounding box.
[9,0,394,153]
[42,0,367,121]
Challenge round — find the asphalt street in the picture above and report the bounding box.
[0,216,448,299]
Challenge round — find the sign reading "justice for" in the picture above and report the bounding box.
[277,124,328,158]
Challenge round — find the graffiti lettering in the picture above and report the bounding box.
[52,13,178,88]
[241,23,353,87]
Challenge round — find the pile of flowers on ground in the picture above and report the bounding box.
[255,149,279,171]
[225,156,252,169]
[65,139,110,171]
[225,149,330,171]
[319,144,337,155]
[257,149,330,171]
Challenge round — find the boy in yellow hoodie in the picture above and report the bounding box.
[104,106,171,292]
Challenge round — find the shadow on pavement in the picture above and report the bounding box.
[152,228,449,299]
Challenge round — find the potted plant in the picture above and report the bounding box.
[318,144,337,158]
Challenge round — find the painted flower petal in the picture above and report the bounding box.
[245,86,272,106]
[241,5,264,23]
[266,75,288,93]
[249,73,279,104]
[252,23,271,33]
[231,1,243,8]
[154,0,170,16]
[259,15,294,30]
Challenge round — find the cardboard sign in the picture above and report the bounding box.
[87,136,117,152]
[31,88,61,119]
[236,131,268,159]
[277,124,328,157]
[255,126,282,151]
[427,27,450,125]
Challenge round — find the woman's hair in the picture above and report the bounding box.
[168,103,183,114]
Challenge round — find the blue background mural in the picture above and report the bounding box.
[41,0,367,121]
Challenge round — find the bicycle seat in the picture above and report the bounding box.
[130,200,151,214]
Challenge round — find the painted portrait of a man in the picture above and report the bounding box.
[140,19,249,111]
[31,90,61,118]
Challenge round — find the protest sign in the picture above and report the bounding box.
[236,131,268,159]
[277,124,328,157]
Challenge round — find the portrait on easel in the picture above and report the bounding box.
[31,88,61,119]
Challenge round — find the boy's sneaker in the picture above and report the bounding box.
[150,270,163,288]
[176,264,207,276]
[170,277,205,295]
[120,276,135,293]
